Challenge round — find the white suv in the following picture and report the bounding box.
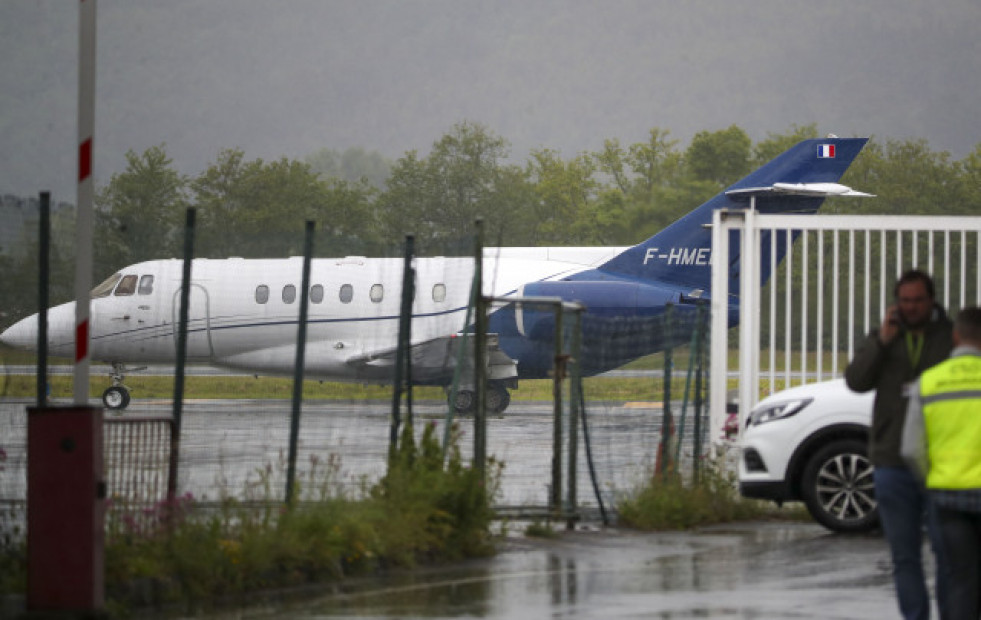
[738,378,878,532]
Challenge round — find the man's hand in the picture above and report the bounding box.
[879,304,901,344]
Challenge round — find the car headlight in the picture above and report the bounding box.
[747,398,813,427]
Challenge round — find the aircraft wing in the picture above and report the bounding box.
[346,333,518,384]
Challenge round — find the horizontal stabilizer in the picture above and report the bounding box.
[727,182,874,198]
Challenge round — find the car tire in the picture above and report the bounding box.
[800,438,878,533]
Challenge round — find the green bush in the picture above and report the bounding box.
[98,420,500,613]
[616,459,769,530]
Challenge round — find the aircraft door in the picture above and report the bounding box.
[172,284,214,360]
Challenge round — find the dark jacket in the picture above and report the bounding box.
[844,304,953,467]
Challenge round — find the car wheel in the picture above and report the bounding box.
[800,438,878,533]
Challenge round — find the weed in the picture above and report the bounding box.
[524,520,557,538]
[616,457,772,530]
[95,419,500,614]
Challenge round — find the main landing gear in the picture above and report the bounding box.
[101,362,145,411]
[447,381,512,415]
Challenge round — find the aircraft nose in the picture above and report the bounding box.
[1,315,37,350]
[1,303,76,355]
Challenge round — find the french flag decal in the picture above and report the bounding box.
[817,144,836,158]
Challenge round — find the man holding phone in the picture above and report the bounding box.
[846,269,953,620]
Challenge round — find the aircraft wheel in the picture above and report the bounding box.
[449,389,475,414]
[487,385,511,413]
[102,385,131,410]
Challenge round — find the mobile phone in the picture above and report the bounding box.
[889,310,905,328]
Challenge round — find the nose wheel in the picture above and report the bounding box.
[102,385,131,410]
[102,361,142,411]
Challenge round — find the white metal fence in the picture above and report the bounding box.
[710,210,981,444]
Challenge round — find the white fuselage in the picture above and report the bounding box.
[12,247,626,382]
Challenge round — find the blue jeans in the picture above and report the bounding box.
[875,466,949,620]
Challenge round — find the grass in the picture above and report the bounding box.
[615,457,808,530]
[1,343,851,406]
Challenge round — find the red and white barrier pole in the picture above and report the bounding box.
[74,0,96,405]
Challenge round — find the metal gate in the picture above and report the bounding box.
[709,210,981,444]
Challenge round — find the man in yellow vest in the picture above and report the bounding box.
[903,306,981,620]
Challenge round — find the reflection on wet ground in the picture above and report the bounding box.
[213,521,909,620]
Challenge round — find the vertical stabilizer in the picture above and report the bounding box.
[590,137,868,292]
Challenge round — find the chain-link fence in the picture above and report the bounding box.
[0,209,716,539]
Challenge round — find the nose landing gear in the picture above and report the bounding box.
[102,384,130,410]
[101,362,144,411]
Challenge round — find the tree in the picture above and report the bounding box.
[752,124,819,166]
[524,149,599,244]
[94,144,188,271]
[590,128,712,244]
[377,122,532,254]
[861,138,963,216]
[192,150,330,258]
[305,147,391,190]
[685,125,751,187]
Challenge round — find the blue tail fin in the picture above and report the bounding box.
[590,137,869,292]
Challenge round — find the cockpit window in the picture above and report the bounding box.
[91,273,122,298]
[114,275,138,296]
[138,275,154,295]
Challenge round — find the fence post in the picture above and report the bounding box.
[473,219,487,477]
[566,304,583,528]
[169,207,195,501]
[692,302,708,482]
[657,303,675,476]
[286,220,314,504]
[550,306,564,515]
[390,235,415,452]
[37,192,50,407]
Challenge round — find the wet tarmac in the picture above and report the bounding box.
[1,397,937,619]
[200,521,911,620]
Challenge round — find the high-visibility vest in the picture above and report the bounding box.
[920,353,981,490]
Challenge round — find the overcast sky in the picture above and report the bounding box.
[2,0,979,201]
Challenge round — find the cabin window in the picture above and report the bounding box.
[339,284,353,304]
[91,273,121,298]
[138,275,154,295]
[282,284,296,304]
[310,284,324,304]
[370,284,384,303]
[114,275,138,296]
[432,283,446,303]
[255,285,270,304]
